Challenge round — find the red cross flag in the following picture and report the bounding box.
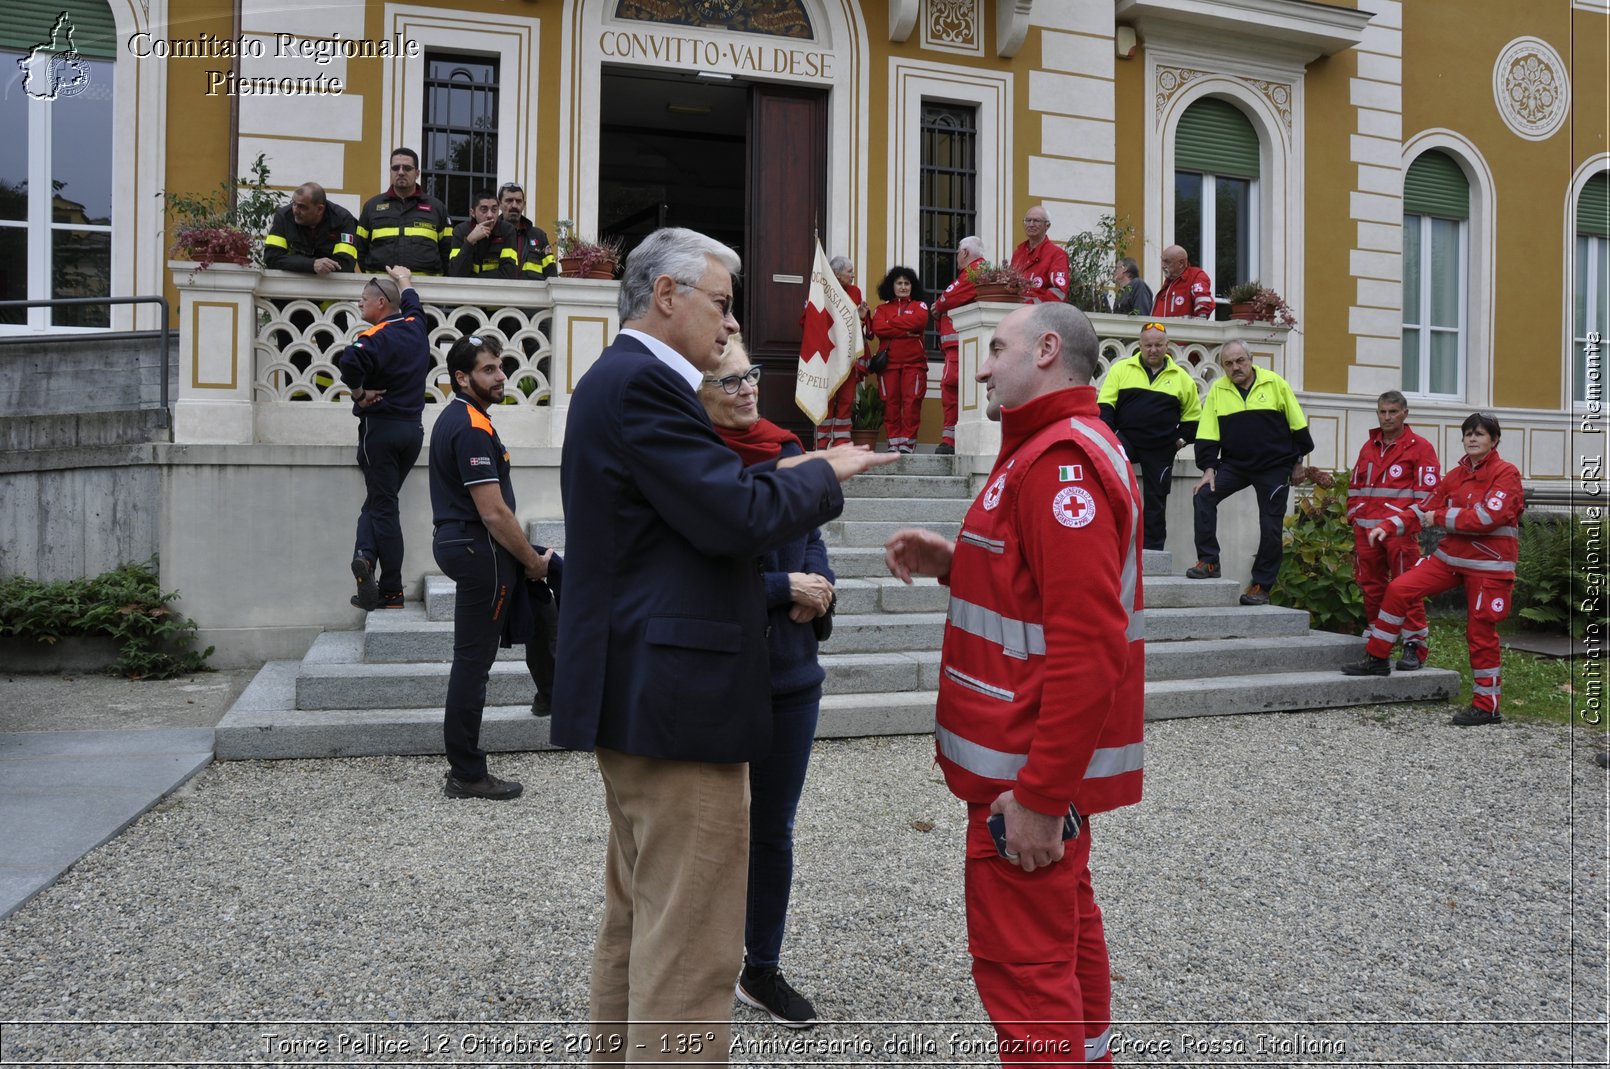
[795,239,864,424]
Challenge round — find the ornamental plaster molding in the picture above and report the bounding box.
[1492,36,1569,141]
[1155,65,1292,133]
[922,0,981,54]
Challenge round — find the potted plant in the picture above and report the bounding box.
[554,219,624,279]
[850,377,884,447]
[1061,213,1136,312]
[1227,281,1297,326]
[162,153,285,270]
[964,260,1030,302]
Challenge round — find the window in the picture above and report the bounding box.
[1575,172,1609,405]
[0,1,116,329]
[1402,150,1470,398]
[421,53,500,220]
[918,102,977,354]
[1173,97,1258,319]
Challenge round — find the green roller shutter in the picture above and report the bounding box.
[1579,172,1610,238]
[1,1,117,62]
[1175,98,1261,180]
[1404,151,1469,220]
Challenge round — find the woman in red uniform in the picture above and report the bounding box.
[869,266,930,453]
[1343,412,1523,726]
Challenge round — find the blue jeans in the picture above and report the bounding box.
[744,685,820,969]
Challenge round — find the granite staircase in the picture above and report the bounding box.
[216,454,1458,759]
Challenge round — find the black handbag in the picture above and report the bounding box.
[868,349,889,375]
[811,596,835,642]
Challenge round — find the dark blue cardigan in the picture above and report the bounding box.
[757,442,835,697]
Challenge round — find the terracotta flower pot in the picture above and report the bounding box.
[1230,302,1260,321]
[851,427,880,448]
[973,283,1023,303]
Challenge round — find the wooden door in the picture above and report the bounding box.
[745,85,828,438]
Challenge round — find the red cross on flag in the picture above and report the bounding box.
[794,239,864,424]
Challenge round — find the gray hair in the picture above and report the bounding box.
[1027,303,1099,383]
[829,255,852,274]
[958,235,985,260]
[1219,339,1250,361]
[1377,389,1408,408]
[1116,256,1140,281]
[618,228,742,322]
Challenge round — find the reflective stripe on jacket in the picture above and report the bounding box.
[1386,449,1524,576]
[1347,426,1440,528]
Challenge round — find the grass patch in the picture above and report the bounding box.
[1421,618,1593,728]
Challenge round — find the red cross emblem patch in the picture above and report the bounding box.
[1052,486,1096,529]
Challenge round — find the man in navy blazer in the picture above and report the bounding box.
[552,227,893,1061]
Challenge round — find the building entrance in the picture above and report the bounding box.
[599,68,826,434]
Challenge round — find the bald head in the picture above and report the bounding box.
[1161,245,1190,281]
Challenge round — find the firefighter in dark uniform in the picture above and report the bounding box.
[264,182,359,274]
[430,334,561,800]
[447,189,521,279]
[337,267,431,612]
[497,182,558,278]
[1096,321,1201,550]
[356,147,452,274]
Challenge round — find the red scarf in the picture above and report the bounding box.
[715,418,801,467]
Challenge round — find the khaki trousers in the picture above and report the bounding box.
[589,747,750,1065]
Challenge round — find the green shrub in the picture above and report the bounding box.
[1274,470,1366,634]
[0,559,214,679]
[1512,514,1595,640]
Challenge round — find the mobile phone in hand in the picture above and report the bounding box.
[988,804,1083,859]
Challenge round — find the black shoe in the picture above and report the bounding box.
[351,556,378,611]
[378,591,405,609]
[444,772,524,800]
[531,692,552,717]
[1396,644,1425,671]
[1341,655,1391,677]
[1451,706,1502,727]
[934,443,955,455]
[1185,560,1220,579]
[1239,584,1270,607]
[1596,751,1610,769]
[736,965,818,1029]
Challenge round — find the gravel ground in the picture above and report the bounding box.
[0,707,1605,1067]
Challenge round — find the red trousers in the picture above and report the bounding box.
[941,344,959,447]
[965,804,1113,1065]
[1364,555,1509,712]
[1353,527,1429,650]
[815,372,858,448]
[879,361,927,453]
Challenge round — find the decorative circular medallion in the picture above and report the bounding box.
[1493,37,1569,141]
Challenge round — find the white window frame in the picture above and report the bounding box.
[1574,232,1606,406]
[1401,211,1468,401]
[1564,155,1610,411]
[1175,169,1261,316]
[0,51,114,332]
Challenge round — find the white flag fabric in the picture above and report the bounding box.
[794,240,864,424]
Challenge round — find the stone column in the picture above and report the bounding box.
[545,278,621,448]
[171,262,262,444]
[949,299,1020,461]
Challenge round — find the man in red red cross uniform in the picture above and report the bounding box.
[930,236,987,455]
[1346,390,1440,668]
[1010,205,1071,306]
[885,302,1144,1066]
[1152,244,1215,319]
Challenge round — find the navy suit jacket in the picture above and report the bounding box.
[550,334,844,762]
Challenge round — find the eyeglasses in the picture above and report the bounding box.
[703,367,762,394]
[1023,216,1048,225]
[390,164,416,172]
[684,284,735,320]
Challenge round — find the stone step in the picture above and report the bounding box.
[833,577,947,614]
[1144,604,1311,641]
[838,496,970,522]
[842,474,972,499]
[858,453,957,477]
[1144,667,1459,719]
[1141,575,1243,609]
[1143,632,1364,681]
[824,520,961,546]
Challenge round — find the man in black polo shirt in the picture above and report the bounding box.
[429,334,557,800]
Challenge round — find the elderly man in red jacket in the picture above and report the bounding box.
[930,236,987,455]
[1010,205,1070,305]
[1152,244,1215,319]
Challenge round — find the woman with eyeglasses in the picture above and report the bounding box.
[1342,412,1524,726]
[870,265,931,453]
[697,335,833,1029]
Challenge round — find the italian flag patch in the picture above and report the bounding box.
[1058,464,1083,482]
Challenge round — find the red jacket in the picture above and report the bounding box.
[1385,450,1524,576]
[931,257,985,348]
[1010,239,1070,304]
[935,386,1145,819]
[1153,265,1214,318]
[869,297,929,368]
[1347,426,1441,531]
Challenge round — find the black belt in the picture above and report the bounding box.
[433,519,484,533]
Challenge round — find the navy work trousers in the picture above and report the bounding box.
[354,416,423,596]
[1193,463,1290,588]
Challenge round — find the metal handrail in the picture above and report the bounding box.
[0,296,173,424]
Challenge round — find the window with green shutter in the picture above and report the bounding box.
[1578,172,1609,239]
[1175,98,1260,180]
[1,2,116,62]
[1172,97,1261,313]
[1404,151,1469,220]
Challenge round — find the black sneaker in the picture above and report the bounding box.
[351,556,378,611]
[378,591,405,609]
[1396,644,1425,671]
[934,443,955,455]
[1185,560,1221,579]
[1451,706,1502,727]
[444,772,524,800]
[531,692,552,717]
[736,965,818,1029]
[1341,655,1391,677]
